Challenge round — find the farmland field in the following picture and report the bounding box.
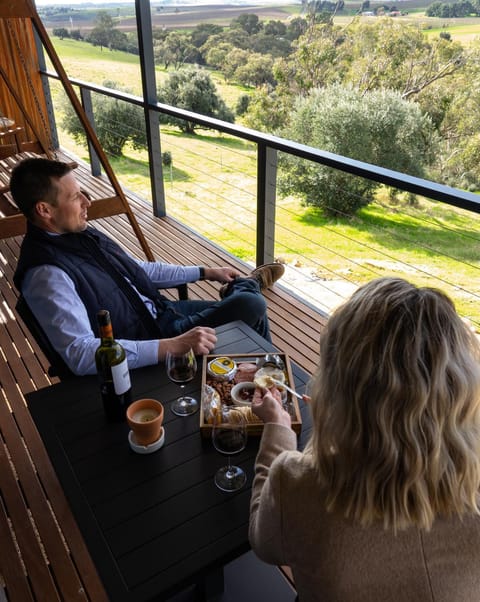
[41,2,480,46]
[422,20,480,43]
[40,3,302,32]
[335,14,480,44]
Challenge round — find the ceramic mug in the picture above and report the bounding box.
[126,398,164,446]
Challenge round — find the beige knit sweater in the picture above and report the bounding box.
[249,423,480,602]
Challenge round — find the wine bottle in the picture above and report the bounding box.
[95,310,132,422]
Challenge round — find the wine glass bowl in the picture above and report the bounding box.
[166,348,198,416]
[212,407,247,492]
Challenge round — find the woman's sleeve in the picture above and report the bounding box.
[249,422,297,565]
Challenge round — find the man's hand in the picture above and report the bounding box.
[203,267,241,283]
[158,326,217,361]
[251,388,292,428]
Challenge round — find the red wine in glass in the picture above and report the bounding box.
[212,407,247,491]
[166,348,198,416]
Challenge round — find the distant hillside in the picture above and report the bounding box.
[39,3,301,32]
[130,5,298,31]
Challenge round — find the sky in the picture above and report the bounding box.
[35,0,295,5]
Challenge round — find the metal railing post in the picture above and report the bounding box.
[80,88,101,176]
[135,0,166,216]
[256,144,277,266]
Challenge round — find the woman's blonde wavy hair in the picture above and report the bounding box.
[307,277,480,532]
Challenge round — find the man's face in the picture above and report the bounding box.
[37,172,91,234]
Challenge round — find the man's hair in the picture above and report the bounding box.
[10,158,73,221]
[307,277,480,531]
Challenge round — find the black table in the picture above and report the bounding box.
[26,321,312,601]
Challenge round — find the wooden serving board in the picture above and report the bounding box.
[200,353,302,437]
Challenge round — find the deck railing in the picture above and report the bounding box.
[39,0,480,326]
[42,68,480,326]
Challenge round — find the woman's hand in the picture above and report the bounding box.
[251,387,292,428]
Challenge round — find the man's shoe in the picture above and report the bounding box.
[219,263,285,299]
[248,263,285,290]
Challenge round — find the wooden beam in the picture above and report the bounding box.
[87,196,126,220]
[28,10,155,261]
[0,213,26,239]
[0,0,37,19]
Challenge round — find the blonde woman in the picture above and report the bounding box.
[250,277,480,602]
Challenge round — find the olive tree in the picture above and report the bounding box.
[278,85,438,217]
[156,68,234,134]
[60,81,146,156]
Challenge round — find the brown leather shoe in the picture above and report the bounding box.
[219,262,285,299]
[248,263,285,290]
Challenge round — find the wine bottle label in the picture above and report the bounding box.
[111,358,131,395]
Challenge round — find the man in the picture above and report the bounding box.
[11,158,284,375]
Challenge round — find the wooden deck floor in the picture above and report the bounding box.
[0,154,326,600]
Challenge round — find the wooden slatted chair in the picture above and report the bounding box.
[16,294,74,378]
[0,125,23,160]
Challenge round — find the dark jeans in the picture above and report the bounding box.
[158,277,272,342]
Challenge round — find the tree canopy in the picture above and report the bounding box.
[273,18,466,101]
[278,85,438,216]
[242,16,479,194]
[156,68,235,134]
[60,81,146,156]
[426,1,480,17]
[86,11,128,51]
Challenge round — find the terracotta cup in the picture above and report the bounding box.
[126,399,164,446]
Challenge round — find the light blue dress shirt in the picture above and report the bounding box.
[22,260,201,376]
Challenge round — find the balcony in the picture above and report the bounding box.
[1,2,480,600]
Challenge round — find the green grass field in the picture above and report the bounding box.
[422,20,480,43]
[334,14,480,43]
